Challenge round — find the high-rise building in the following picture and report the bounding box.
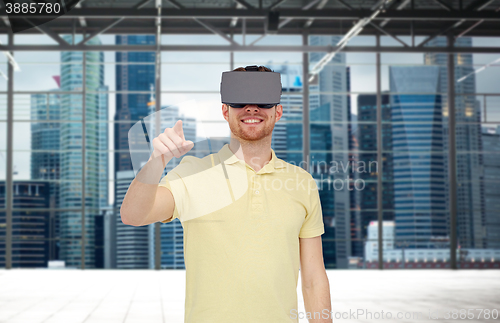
[30,80,61,260]
[309,35,351,268]
[58,35,107,268]
[261,59,349,268]
[31,85,61,183]
[389,66,448,249]
[0,182,51,268]
[268,63,303,161]
[425,37,485,249]
[356,93,393,252]
[115,35,156,172]
[114,35,156,269]
[481,126,500,249]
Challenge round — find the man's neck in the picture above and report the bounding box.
[228,136,272,172]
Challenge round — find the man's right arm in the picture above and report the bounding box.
[120,153,175,226]
[120,120,193,226]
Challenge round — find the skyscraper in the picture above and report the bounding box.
[389,65,448,249]
[58,35,107,268]
[309,35,351,268]
[114,35,156,269]
[31,80,61,260]
[356,93,393,252]
[481,126,500,249]
[115,35,156,172]
[0,181,51,268]
[268,63,303,161]
[425,37,485,249]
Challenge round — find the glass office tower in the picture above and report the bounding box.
[481,127,500,249]
[425,37,485,249]
[58,35,107,268]
[309,35,351,268]
[30,86,61,261]
[114,35,156,269]
[390,65,448,249]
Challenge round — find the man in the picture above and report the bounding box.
[120,66,332,322]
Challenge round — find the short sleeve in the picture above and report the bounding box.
[298,179,325,238]
[158,174,181,223]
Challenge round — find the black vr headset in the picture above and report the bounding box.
[220,65,282,109]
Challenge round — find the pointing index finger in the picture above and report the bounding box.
[172,119,186,141]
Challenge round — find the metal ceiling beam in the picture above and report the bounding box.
[75,2,87,27]
[308,0,396,81]
[194,18,240,45]
[166,0,240,48]
[78,18,124,44]
[379,0,410,27]
[248,0,322,46]
[303,0,329,28]
[431,0,454,11]
[78,0,153,44]
[1,44,500,53]
[336,0,354,10]
[233,0,254,9]
[24,19,68,45]
[5,22,500,37]
[465,0,496,11]
[20,0,68,44]
[417,19,465,47]
[2,9,500,21]
[230,2,245,28]
[456,19,484,38]
[369,21,408,46]
[278,0,323,30]
[455,3,500,38]
[166,0,183,9]
[269,0,288,10]
[419,0,491,46]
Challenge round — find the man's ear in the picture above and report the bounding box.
[275,104,283,122]
[222,104,229,121]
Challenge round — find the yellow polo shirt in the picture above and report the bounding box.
[158,144,324,323]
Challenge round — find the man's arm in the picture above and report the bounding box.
[300,236,332,323]
[120,120,193,226]
[120,153,171,226]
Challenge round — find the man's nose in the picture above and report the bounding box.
[245,105,260,111]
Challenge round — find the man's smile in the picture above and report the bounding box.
[240,117,264,125]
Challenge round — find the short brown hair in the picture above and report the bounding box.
[232,66,273,72]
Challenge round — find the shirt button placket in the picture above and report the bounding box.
[252,174,263,216]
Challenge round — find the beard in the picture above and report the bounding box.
[228,111,276,142]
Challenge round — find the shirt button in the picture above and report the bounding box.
[255,190,259,194]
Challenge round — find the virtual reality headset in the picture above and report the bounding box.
[220,65,282,109]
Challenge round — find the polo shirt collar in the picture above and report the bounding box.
[218,144,286,173]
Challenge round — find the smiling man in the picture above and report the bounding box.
[120,65,332,323]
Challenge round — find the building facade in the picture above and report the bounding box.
[389,66,448,249]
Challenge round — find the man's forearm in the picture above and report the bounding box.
[302,273,333,323]
[120,154,170,225]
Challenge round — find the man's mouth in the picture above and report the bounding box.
[241,118,263,124]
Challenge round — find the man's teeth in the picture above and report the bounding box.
[242,119,262,123]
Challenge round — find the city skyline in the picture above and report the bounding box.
[1,34,499,269]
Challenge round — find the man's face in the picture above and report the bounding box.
[222,104,283,142]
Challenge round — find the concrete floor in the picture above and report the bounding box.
[0,269,498,323]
